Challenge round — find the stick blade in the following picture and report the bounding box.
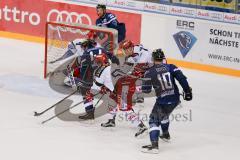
[33,111,40,117]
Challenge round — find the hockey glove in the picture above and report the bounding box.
[100,86,109,95]
[183,88,192,101]
[109,55,120,65]
[85,90,94,102]
[132,70,144,78]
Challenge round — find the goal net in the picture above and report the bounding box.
[44,22,118,78]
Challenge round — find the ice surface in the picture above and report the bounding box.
[0,38,239,160]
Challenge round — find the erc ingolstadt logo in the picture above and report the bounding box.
[173,31,197,58]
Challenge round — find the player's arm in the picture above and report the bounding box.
[171,64,192,100]
[92,66,113,94]
[142,70,152,94]
[105,13,118,29]
[104,50,120,65]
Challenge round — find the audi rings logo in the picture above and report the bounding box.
[47,9,92,35]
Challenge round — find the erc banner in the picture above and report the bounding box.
[164,17,240,71]
[0,0,141,43]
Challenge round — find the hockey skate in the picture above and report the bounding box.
[135,122,148,137]
[101,119,115,127]
[141,141,159,154]
[159,131,171,142]
[78,108,95,120]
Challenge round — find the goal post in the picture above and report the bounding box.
[44,22,118,78]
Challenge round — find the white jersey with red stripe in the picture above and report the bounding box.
[91,65,114,92]
[126,44,152,64]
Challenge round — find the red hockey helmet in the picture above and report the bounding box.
[94,54,109,66]
[119,40,134,56]
[120,40,134,50]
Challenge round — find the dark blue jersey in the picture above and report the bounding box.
[78,47,119,72]
[96,13,126,43]
[96,13,118,29]
[142,63,191,105]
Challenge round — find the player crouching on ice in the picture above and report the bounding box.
[79,53,148,137]
[141,49,192,154]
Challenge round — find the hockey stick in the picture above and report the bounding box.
[41,92,100,124]
[111,68,151,81]
[94,93,104,107]
[34,90,78,117]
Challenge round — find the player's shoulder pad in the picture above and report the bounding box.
[95,66,108,77]
[96,18,101,25]
[134,45,142,53]
[169,64,180,72]
[106,13,116,19]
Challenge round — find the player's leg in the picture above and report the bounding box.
[78,60,95,120]
[78,89,95,120]
[141,103,178,153]
[124,109,148,137]
[141,102,160,153]
[159,103,178,141]
[101,93,118,127]
[159,117,171,141]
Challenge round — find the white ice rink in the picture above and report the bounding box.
[0,37,240,160]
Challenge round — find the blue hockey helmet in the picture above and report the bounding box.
[152,48,165,61]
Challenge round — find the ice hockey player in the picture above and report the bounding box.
[64,38,120,86]
[120,43,174,140]
[119,40,153,103]
[77,40,120,120]
[79,53,147,137]
[78,53,115,120]
[62,38,97,87]
[141,49,192,154]
[96,4,126,43]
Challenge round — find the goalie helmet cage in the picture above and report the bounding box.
[44,21,118,78]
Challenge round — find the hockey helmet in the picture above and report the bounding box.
[81,39,97,49]
[152,48,165,61]
[94,54,109,66]
[120,40,134,50]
